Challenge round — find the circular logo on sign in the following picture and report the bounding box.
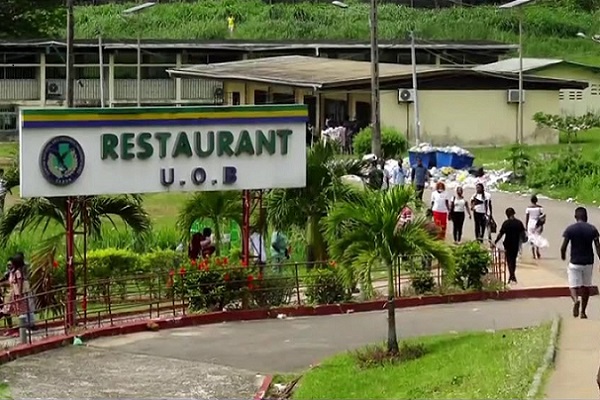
[39,136,85,186]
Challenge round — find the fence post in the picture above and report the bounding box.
[294,262,301,305]
[107,280,113,326]
[18,315,28,345]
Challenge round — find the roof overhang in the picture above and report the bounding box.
[168,56,588,91]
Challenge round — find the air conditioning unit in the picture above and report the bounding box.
[507,89,525,104]
[46,82,63,99]
[398,88,415,103]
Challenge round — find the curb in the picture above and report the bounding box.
[0,285,593,366]
[253,375,273,400]
[526,316,561,399]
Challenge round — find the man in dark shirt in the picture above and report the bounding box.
[561,207,600,319]
[411,157,429,202]
[494,207,526,284]
[367,159,384,190]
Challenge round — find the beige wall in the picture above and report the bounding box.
[380,89,559,146]
[529,64,600,115]
[223,80,560,146]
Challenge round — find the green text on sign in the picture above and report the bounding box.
[100,129,293,160]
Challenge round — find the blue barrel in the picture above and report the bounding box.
[409,151,436,168]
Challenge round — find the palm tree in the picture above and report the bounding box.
[265,141,366,264]
[0,195,151,313]
[177,191,243,255]
[323,185,454,355]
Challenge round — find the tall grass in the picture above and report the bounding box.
[74,0,600,61]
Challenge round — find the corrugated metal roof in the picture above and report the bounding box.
[168,55,588,90]
[168,56,448,89]
[472,58,600,73]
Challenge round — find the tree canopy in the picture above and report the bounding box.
[0,0,65,39]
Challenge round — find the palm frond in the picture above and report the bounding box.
[177,191,243,237]
[86,195,151,236]
[323,186,455,285]
[0,198,66,244]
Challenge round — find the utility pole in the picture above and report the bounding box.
[369,0,381,158]
[66,0,75,108]
[65,0,76,330]
[517,15,524,144]
[410,31,421,145]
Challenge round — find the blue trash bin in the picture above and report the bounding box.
[456,155,475,170]
[435,151,454,168]
[409,151,436,168]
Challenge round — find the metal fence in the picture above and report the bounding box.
[0,249,506,350]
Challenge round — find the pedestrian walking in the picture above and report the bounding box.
[271,228,289,273]
[471,183,493,242]
[411,157,429,202]
[430,182,450,240]
[1,257,29,330]
[560,207,600,319]
[494,207,526,284]
[449,186,471,243]
[367,158,384,190]
[390,160,405,187]
[525,195,549,259]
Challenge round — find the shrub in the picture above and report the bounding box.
[404,256,436,295]
[176,257,250,312]
[304,266,348,304]
[138,249,186,298]
[353,126,407,159]
[526,146,600,190]
[451,241,492,291]
[86,248,140,301]
[353,342,428,368]
[409,270,436,295]
[140,249,185,274]
[251,273,295,308]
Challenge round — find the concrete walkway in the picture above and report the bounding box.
[544,318,600,399]
[0,297,583,397]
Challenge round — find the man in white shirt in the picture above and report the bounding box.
[250,228,267,273]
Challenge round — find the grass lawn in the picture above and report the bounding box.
[468,129,600,168]
[292,324,551,399]
[0,383,10,399]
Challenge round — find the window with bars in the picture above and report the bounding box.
[591,84,600,96]
[0,106,17,132]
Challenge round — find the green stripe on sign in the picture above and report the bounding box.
[21,104,307,116]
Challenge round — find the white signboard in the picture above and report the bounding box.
[20,105,308,198]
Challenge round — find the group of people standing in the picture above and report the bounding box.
[429,182,494,244]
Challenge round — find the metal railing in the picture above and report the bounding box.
[0,249,506,350]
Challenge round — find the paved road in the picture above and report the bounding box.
[1,297,593,398]
[432,188,600,284]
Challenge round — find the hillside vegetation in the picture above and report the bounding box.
[73,0,600,62]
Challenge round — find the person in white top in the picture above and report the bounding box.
[449,186,471,244]
[430,181,450,240]
[250,228,267,274]
[471,183,493,242]
[525,195,548,259]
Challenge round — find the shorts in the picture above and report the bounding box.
[567,263,594,288]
